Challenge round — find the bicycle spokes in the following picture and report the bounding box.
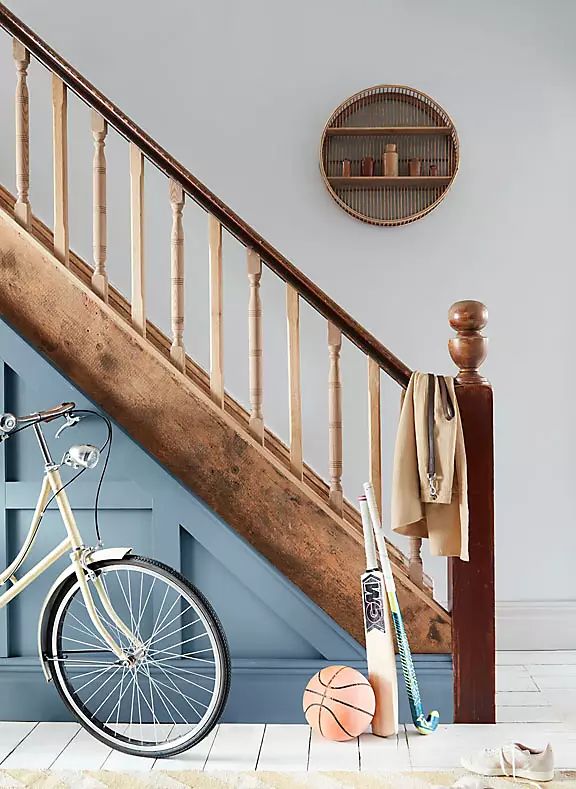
[49,559,228,755]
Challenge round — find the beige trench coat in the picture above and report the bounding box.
[391,371,469,561]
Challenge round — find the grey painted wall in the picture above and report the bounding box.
[0,317,453,722]
[0,0,573,614]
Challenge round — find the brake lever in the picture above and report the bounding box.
[55,413,82,439]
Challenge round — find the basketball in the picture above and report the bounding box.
[303,665,375,741]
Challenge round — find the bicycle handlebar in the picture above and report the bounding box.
[15,402,76,426]
[0,402,77,435]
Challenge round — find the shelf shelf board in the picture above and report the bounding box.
[329,176,452,188]
[326,126,451,137]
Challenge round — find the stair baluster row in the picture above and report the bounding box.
[9,31,420,576]
[10,31,424,588]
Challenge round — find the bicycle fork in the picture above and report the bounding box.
[49,468,145,664]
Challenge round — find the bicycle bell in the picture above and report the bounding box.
[0,413,16,433]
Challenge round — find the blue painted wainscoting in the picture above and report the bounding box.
[0,318,452,722]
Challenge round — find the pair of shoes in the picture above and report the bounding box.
[460,742,554,784]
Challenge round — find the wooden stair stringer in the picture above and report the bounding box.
[0,201,450,652]
[0,183,433,590]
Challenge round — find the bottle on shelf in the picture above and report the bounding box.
[383,144,398,177]
[342,159,351,177]
[409,158,422,177]
[429,164,438,176]
[361,156,374,176]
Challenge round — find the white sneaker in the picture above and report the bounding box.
[460,742,554,782]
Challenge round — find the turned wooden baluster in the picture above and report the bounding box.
[130,143,145,336]
[169,180,186,372]
[91,111,108,301]
[408,536,424,586]
[13,39,30,229]
[286,285,303,479]
[367,357,382,517]
[328,322,343,514]
[209,215,224,406]
[247,249,264,443]
[52,75,69,267]
[447,300,495,724]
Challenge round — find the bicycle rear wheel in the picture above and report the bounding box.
[45,555,230,757]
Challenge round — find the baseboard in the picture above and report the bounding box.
[0,656,453,724]
[497,601,576,650]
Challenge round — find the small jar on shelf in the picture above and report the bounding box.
[383,144,398,177]
[409,158,422,177]
[361,157,374,176]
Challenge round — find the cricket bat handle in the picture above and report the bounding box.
[359,496,378,569]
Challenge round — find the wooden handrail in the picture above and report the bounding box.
[0,2,411,387]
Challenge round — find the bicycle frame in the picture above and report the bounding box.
[0,422,143,664]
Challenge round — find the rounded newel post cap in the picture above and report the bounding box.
[448,300,489,384]
[449,300,488,333]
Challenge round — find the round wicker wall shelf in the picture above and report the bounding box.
[320,85,459,226]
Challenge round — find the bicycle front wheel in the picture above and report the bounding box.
[45,555,230,757]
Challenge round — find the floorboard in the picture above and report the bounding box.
[0,722,37,764]
[103,724,173,771]
[359,728,411,771]
[2,722,79,769]
[204,723,265,771]
[256,724,310,772]
[153,724,219,771]
[497,651,576,666]
[51,727,117,770]
[496,705,563,723]
[527,664,576,676]
[533,675,576,690]
[496,668,539,692]
[308,728,359,771]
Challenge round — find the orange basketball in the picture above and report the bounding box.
[303,665,375,741]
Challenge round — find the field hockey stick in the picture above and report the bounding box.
[363,482,440,735]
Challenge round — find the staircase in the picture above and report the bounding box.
[0,3,495,722]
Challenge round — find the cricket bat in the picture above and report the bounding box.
[363,482,440,735]
[359,495,398,737]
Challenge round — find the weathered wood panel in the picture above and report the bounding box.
[0,207,450,652]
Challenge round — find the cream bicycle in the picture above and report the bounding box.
[0,402,230,757]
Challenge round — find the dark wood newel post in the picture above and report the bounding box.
[448,300,495,723]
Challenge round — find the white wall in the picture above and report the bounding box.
[2,0,575,638]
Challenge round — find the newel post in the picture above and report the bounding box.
[448,300,495,723]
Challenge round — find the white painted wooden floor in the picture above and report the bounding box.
[0,651,574,772]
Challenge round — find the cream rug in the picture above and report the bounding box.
[0,772,574,788]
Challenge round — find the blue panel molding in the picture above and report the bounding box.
[0,656,453,724]
[5,481,153,510]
